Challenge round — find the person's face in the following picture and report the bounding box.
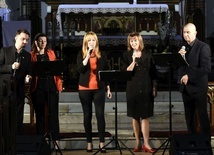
[183,25,197,44]
[87,37,96,49]
[129,36,140,51]
[36,36,47,50]
[15,32,30,49]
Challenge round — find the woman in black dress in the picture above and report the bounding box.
[121,32,157,153]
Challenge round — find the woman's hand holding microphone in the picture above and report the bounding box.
[83,47,93,66]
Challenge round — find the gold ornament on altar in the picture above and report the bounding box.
[208,85,214,104]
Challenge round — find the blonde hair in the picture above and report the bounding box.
[82,31,101,58]
[127,32,144,52]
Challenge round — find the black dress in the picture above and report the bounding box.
[121,49,157,119]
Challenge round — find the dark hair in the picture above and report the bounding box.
[15,29,30,37]
[31,33,48,53]
[33,33,47,41]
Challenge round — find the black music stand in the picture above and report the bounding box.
[93,70,134,155]
[32,61,64,155]
[152,53,188,155]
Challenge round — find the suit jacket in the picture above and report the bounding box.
[0,45,31,97]
[179,38,211,94]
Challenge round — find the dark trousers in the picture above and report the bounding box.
[182,90,211,135]
[0,93,16,155]
[6,90,25,135]
[32,88,59,140]
[79,89,106,143]
[15,94,25,135]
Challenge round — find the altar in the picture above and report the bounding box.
[56,3,169,36]
[51,3,182,91]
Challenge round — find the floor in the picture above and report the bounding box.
[51,149,169,155]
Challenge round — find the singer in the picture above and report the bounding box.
[178,23,211,140]
[76,31,112,152]
[121,32,157,153]
[0,29,31,134]
[30,33,63,150]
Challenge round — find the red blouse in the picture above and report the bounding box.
[79,52,98,90]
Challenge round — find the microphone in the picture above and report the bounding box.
[13,51,22,76]
[133,50,139,66]
[88,46,95,55]
[181,46,185,50]
[181,46,186,60]
[89,49,93,55]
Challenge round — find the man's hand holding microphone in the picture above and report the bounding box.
[178,46,189,85]
[12,55,21,77]
[12,52,32,83]
[178,46,186,60]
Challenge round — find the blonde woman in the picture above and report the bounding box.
[121,32,157,153]
[77,31,112,153]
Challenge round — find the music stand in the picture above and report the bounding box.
[31,61,64,76]
[31,61,64,155]
[93,70,134,155]
[152,53,188,154]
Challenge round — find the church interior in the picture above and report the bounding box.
[1,0,214,154]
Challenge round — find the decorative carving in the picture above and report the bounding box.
[208,82,214,131]
[208,84,214,104]
[56,4,168,36]
[157,10,177,53]
[92,15,134,35]
[63,21,68,39]
[47,21,52,40]
[55,22,60,40]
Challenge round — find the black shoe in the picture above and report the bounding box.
[99,145,106,153]
[86,149,93,152]
[100,149,106,153]
[87,143,93,152]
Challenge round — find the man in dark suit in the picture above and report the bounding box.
[178,23,211,136]
[0,29,31,135]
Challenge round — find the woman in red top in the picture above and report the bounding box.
[30,33,62,149]
[77,31,112,153]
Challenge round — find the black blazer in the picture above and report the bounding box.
[179,38,211,94]
[121,49,157,91]
[76,50,108,90]
[0,45,31,97]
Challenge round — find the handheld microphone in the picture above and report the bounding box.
[88,45,95,55]
[181,46,186,60]
[135,57,140,66]
[89,49,93,55]
[13,51,22,76]
[133,50,139,66]
[181,46,185,50]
